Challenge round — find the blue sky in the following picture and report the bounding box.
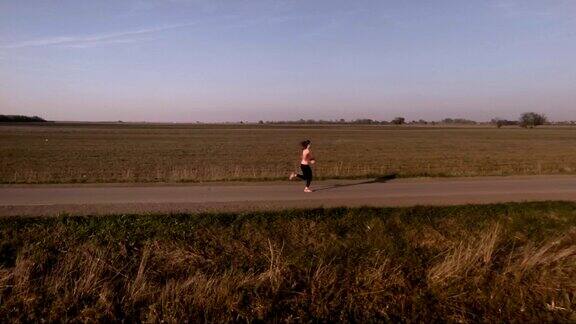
[1,0,575,122]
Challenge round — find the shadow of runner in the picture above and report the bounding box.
[313,173,398,192]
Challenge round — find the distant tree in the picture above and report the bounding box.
[0,115,47,122]
[491,118,504,128]
[519,112,547,128]
[441,118,477,125]
[352,118,375,124]
[258,120,264,124]
[491,118,518,128]
[391,117,405,125]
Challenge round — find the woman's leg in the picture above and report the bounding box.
[296,165,308,182]
[292,165,306,181]
[302,165,312,188]
[299,165,306,179]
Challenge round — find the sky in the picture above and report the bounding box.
[1,0,575,122]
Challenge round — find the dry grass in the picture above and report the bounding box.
[428,223,501,284]
[1,123,576,183]
[427,225,576,322]
[1,202,575,322]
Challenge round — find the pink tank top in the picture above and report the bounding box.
[301,149,310,165]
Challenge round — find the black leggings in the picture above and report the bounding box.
[297,164,313,187]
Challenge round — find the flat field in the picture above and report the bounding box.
[1,202,575,322]
[1,123,576,184]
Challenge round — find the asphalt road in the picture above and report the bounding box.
[1,176,575,216]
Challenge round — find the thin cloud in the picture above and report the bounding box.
[61,37,158,49]
[489,0,573,19]
[130,0,218,13]
[0,22,199,49]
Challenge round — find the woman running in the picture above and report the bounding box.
[289,139,315,192]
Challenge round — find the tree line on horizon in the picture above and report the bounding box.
[1,113,573,128]
[260,112,567,128]
[259,117,477,125]
[0,115,47,123]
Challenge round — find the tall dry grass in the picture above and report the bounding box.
[1,202,575,321]
[428,225,576,321]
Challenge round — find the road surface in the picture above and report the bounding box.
[1,176,575,216]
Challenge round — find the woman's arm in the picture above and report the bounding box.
[308,151,316,164]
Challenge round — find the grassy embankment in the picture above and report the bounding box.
[1,123,576,184]
[1,202,575,322]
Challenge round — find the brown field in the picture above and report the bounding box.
[1,123,576,184]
